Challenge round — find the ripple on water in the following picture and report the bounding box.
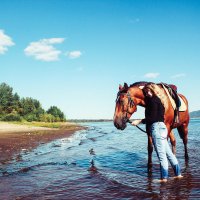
[0,121,200,199]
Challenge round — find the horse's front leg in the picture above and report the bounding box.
[147,135,153,171]
[169,130,176,155]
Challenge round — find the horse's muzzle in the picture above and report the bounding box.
[114,117,127,130]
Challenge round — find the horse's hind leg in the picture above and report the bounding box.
[169,130,176,155]
[177,124,189,160]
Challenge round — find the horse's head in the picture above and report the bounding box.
[113,83,138,130]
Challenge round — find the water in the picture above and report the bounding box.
[0,120,200,199]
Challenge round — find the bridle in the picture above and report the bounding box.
[116,90,147,133]
[116,91,136,122]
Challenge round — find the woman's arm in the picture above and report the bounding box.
[131,119,143,126]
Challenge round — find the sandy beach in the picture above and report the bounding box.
[0,122,85,164]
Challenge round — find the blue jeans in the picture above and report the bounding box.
[151,122,181,179]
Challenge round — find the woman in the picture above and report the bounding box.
[131,83,182,182]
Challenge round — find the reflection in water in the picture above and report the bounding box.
[0,120,200,199]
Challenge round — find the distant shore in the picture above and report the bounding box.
[67,119,113,123]
[0,121,85,164]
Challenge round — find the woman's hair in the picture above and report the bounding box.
[144,83,168,109]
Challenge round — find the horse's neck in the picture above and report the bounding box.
[129,87,146,107]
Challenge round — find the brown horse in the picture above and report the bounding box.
[113,82,189,169]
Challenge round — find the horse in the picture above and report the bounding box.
[113,82,190,169]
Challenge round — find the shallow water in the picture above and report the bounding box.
[0,120,200,199]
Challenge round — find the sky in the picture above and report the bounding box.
[0,0,200,119]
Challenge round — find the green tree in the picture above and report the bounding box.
[12,93,21,112]
[1,111,22,121]
[20,97,45,121]
[0,82,66,122]
[47,106,66,121]
[39,113,55,122]
[0,82,16,114]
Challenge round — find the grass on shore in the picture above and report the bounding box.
[8,121,78,129]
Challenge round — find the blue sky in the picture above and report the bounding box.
[0,0,200,119]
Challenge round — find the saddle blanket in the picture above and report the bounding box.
[162,84,187,112]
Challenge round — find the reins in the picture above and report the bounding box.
[127,119,147,133]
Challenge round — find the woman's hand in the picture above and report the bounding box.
[131,119,142,126]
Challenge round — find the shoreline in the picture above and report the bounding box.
[0,122,86,164]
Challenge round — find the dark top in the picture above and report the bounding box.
[142,95,165,126]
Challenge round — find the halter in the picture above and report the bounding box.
[116,91,136,121]
[116,91,135,107]
[116,90,147,133]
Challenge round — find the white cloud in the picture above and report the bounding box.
[24,38,65,61]
[171,73,186,79]
[144,72,160,79]
[0,29,15,54]
[42,38,65,44]
[66,50,82,59]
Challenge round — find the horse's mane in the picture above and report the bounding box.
[129,81,151,88]
[129,81,158,87]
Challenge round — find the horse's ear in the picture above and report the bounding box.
[119,84,123,90]
[124,82,128,90]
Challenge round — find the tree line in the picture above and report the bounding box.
[0,83,66,122]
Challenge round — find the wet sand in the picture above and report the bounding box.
[0,122,85,164]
